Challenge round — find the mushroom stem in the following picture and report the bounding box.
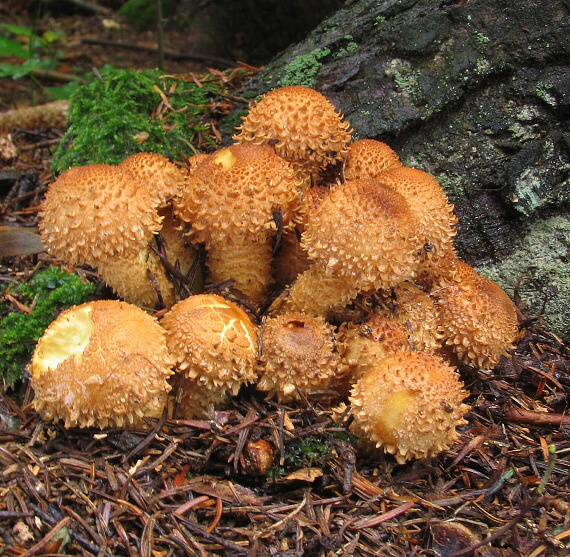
[205,234,274,304]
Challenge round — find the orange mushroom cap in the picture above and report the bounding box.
[434,262,519,369]
[349,349,470,463]
[173,143,303,302]
[375,167,457,258]
[119,151,187,207]
[30,300,173,429]
[257,312,345,402]
[161,293,258,416]
[234,85,352,179]
[343,139,402,181]
[39,164,162,265]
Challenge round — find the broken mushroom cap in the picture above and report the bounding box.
[39,164,162,266]
[233,85,352,181]
[160,293,258,416]
[257,312,345,402]
[343,139,402,181]
[119,151,187,207]
[434,262,519,369]
[349,349,470,463]
[173,143,303,302]
[30,300,173,429]
[278,178,422,316]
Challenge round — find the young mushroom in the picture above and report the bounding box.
[276,178,422,317]
[173,143,303,303]
[29,300,173,429]
[349,349,470,463]
[433,262,519,369]
[234,85,352,184]
[160,293,258,417]
[343,138,402,181]
[257,312,345,402]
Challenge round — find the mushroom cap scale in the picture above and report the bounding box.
[302,178,422,292]
[30,300,173,429]
[349,350,470,463]
[234,85,352,173]
[39,164,162,265]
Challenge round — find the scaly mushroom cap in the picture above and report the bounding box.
[302,178,422,292]
[173,143,303,302]
[161,294,258,415]
[30,300,173,429]
[434,262,519,369]
[338,315,410,392]
[39,164,162,265]
[349,350,470,463]
[175,143,302,241]
[119,152,187,207]
[375,167,457,257]
[376,282,443,352]
[343,139,402,181]
[257,312,344,402]
[233,85,352,177]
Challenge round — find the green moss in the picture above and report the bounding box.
[478,215,570,335]
[277,48,330,88]
[51,66,221,174]
[0,266,95,386]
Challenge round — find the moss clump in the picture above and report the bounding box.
[0,266,95,386]
[51,66,220,173]
[277,48,330,88]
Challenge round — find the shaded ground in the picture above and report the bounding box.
[2,3,570,556]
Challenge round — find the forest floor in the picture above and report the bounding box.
[2,2,570,556]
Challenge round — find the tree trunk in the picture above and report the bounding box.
[235,0,570,335]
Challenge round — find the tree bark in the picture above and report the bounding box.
[236,0,570,335]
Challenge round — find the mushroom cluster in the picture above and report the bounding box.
[33,85,520,463]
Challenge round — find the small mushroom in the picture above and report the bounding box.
[349,349,470,463]
[119,151,187,207]
[343,139,402,181]
[30,300,173,429]
[434,262,519,369]
[161,293,258,416]
[257,312,345,402]
[39,164,162,266]
[174,143,303,303]
[337,314,410,393]
[375,282,443,352]
[277,178,422,316]
[234,85,352,183]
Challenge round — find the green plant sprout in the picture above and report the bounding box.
[50,65,227,173]
[0,22,75,99]
[0,266,95,387]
